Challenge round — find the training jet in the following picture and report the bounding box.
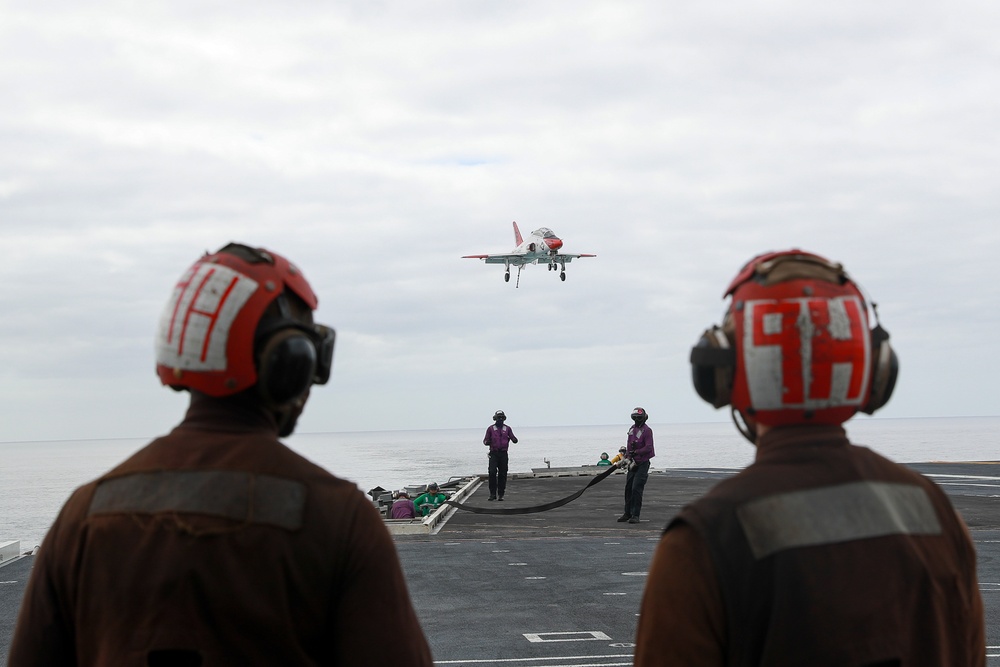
[462,221,596,287]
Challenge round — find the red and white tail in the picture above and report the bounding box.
[512,221,523,246]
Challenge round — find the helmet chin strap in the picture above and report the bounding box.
[731,407,757,444]
[274,395,308,437]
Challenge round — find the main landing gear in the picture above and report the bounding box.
[546,263,567,281]
[504,271,510,283]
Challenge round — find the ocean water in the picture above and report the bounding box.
[2,416,997,550]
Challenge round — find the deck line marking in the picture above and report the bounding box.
[937,482,1000,489]
[434,653,632,664]
[926,474,1000,481]
[524,631,612,643]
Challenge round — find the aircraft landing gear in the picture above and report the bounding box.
[560,270,566,281]
[504,271,510,283]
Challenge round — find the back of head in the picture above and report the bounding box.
[690,249,898,438]
[155,243,335,431]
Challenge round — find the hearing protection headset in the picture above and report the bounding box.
[689,250,898,435]
[156,243,335,409]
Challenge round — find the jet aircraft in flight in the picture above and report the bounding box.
[462,221,596,287]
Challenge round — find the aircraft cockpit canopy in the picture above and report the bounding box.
[534,228,557,238]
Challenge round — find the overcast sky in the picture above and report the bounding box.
[2,0,999,442]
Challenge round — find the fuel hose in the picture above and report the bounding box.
[443,462,622,515]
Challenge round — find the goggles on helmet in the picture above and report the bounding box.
[155,243,334,397]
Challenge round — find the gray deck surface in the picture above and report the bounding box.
[394,464,1000,666]
[2,464,999,666]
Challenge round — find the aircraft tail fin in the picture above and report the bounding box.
[512,221,523,246]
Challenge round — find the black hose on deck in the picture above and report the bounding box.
[443,463,621,515]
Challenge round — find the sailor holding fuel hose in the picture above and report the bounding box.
[617,407,655,524]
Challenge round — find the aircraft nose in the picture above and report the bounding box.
[546,238,563,251]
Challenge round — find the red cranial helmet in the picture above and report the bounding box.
[690,249,897,435]
[155,243,334,402]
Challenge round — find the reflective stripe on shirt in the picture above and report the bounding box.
[88,470,306,531]
[736,480,942,559]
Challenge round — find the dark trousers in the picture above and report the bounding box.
[624,460,650,517]
[488,450,509,497]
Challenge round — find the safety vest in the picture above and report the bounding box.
[669,424,982,666]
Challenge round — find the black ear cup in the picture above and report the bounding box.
[861,325,898,414]
[257,329,317,407]
[689,326,735,408]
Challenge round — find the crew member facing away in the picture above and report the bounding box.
[634,249,985,666]
[618,407,655,524]
[484,410,518,501]
[390,490,417,519]
[10,243,433,666]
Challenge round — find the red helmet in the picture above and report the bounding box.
[155,243,333,399]
[690,249,897,430]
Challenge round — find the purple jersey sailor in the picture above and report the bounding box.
[627,424,655,463]
[484,424,517,452]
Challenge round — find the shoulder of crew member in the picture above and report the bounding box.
[634,522,725,666]
[331,494,433,663]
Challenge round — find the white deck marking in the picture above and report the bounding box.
[435,655,632,665]
[621,572,647,576]
[927,474,1000,481]
[523,631,612,643]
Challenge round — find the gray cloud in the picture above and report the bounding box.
[2,0,999,441]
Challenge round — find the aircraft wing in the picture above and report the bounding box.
[557,254,597,263]
[461,254,532,265]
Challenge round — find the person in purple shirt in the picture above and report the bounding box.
[618,407,655,524]
[390,490,417,519]
[483,410,518,501]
